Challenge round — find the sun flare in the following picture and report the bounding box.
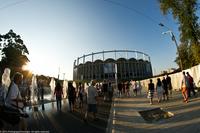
[22,62,32,71]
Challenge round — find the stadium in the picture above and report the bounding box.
[73,50,152,81]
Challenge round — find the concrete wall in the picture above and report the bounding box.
[141,64,200,91]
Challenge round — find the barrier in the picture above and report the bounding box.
[141,64,200,91]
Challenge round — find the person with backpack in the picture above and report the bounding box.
[186,72,196,97]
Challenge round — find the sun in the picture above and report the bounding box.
[22,62,32,71]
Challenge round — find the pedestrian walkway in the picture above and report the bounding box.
[1,97,111,132]
[107,91,200,133]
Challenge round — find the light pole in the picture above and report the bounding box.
[159,23,183,71]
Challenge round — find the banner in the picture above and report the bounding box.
[104,63,115,73]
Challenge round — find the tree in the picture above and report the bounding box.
[0,30,29,76]
[175,43,191,69]
[159,0,200,69]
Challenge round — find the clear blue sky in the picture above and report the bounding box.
[0,0,185,80]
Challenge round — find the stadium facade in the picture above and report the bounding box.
[73,50,152,81]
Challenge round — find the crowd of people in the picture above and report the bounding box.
[147,72,197,105]
[53,79,115,122]
[117,80,142,98]
[0,68,116,130]
[65,80,114,121]
[0,67,199,130]
[148,74,172,104]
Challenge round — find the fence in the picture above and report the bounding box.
[141,64,200,91]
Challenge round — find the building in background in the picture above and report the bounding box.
[73,50,152,82]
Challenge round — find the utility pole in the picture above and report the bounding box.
[159,23,183,71]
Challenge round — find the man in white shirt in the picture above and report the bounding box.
[4,72,27,130]
[84,80,98,121]
[6,72,24,109]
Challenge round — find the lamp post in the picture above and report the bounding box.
[159,23,183,71]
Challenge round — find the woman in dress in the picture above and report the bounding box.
[156,78,163,103]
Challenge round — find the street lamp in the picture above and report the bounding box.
[159,23,183,71]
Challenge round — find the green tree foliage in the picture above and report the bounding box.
[175,43,190,69]
[159,0,200,69]
[0,30,29,76]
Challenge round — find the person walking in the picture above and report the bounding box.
[181,71,189,103]
[118,82,123,98]
[162,77,168,101]
[67,82,76,112]
[186,72,196,97]
[80,86,87,120]
[133,81,138,96]
[147,79,154,105]
[78,82,84,108]
[166,75,172,98]
[54,82,63,111]
[156,78,163,103]
[102,80,108,102]
[84,80,98,122]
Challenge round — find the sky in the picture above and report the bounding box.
[0,0,186,80]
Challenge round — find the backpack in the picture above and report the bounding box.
[189,76,194,84]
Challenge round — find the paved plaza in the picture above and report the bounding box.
[1,90,200,133]
[2,97,111,133]
[107,91,200,133]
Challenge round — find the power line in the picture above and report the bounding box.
[0,0,29,11]
[102,0,161,25]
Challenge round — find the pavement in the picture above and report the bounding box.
[1,97,111,133]
[106,91,200,133]
[2,91,200,133]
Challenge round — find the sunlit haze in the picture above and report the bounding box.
[0,0,184,80]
